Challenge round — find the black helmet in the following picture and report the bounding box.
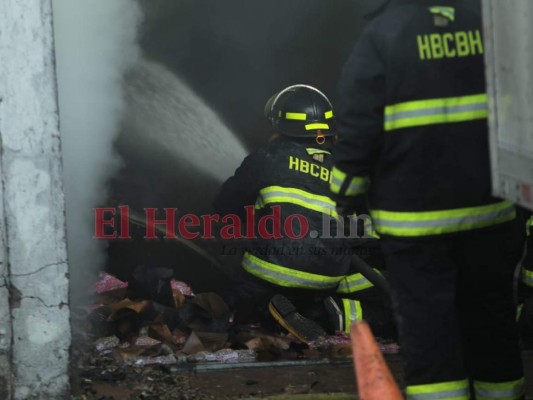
[264,84,336,139]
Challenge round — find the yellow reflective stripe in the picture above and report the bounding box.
[306,148,331,156]
[371,201,515,237]
[325,110,334,119]
[345,177,369,196]
[330,167,347,194]
[343,299,350,333]
[386,94,487,115]
[259,186,338,205]
[330,166,369,196]
[356,301,362,323]
[337,272,375,294]
[285,112,306,120]
[474,377,525,400]
[407,379,469,400]
[365,221,380,239]
[527,216,533,236]
[256,186,339,219]
[384,93,488,131]
[243,252,343,289]
[373,200,513,221]
[429,6,455,22]
[305,123,329,130]
[342,299,362,333]
[521,267,533,288]
[517,304,524,322]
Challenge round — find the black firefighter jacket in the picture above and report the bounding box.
[331,0,516,238]
[214,138,351,290]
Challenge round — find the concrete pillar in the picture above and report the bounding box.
[0,169,13,400]
[0,1,71,399]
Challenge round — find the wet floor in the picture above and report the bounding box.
[73,353,533,399]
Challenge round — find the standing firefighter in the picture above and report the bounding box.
[214,85,395,342]
[332,1,526,399]
[518,216,533,347]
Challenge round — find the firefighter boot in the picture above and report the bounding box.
[324,296,344,333]
[268,294,327,342]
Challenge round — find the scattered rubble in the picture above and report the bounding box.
[72,270,399,399]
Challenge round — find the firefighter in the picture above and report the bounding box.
[517,216,533,347]
[214,84,395,342]
[332,1,525,399]
[334,236,397,338]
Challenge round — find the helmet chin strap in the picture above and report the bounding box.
[316,131,326,145]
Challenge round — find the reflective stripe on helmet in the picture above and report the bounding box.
[242,252,344,289]
[305,123,329,130]
[371,200,515,237]
[384,93,487,131]
[285,112,307,120]
[285,112,334,121]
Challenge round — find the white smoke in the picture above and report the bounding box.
[52,0,142,305]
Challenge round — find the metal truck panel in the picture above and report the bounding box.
[483,1,533,211]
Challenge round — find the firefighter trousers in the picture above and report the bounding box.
[218,267,396,338]
[380,219,525,398]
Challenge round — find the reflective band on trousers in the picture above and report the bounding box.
[522,268,533,288]
[242,252,344,289]
[330,166,369,196]
[337,272,375,294]
[474,377,525,400]
[406,379,469,400]
[371,200,515,237]
[384,93,487,131]
[342,299,362,333]
[256,186,339,219]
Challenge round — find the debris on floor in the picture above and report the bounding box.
[71,270,399,399]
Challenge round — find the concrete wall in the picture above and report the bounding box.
[0,1,71,399]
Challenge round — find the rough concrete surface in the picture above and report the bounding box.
[0,144,14,400]
[0,0,71,398]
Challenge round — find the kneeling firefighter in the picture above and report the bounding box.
[214,84,395,341]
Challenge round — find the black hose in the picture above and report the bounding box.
[350,254,390,295]
[128,209,226,274]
